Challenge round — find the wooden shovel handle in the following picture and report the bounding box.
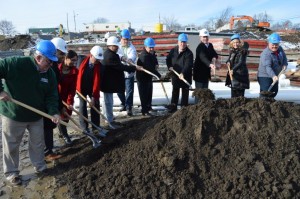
[11,98,82,132]
[127,61,160,80]
[227,63,233,81]
[169,68,192,88]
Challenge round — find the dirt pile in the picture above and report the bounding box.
[54,95,300,198]
[0,35,34,51]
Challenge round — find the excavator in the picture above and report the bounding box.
[229,15,271,31]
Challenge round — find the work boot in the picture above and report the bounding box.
[167,103,177,113]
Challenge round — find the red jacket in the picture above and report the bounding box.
[58,63,78,117]
[76,55,101,99]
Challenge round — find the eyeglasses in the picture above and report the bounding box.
[43,56,53,65]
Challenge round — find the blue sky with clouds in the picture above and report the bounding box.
[0,0,299,33]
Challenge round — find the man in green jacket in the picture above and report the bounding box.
[0,40,60,186]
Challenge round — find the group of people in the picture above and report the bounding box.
[0,27,287,186]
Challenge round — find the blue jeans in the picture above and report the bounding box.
[258,77,278,98]
[117,76,134,110]
[102,93,114,122]
[194,81,209,104]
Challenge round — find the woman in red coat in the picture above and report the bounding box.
[57,50,79,145]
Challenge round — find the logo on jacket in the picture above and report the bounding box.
[40,78,48,83]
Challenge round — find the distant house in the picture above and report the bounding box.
[84,22,131,33]
[28,28,59,35]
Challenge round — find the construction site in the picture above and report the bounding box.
[0,17,300,198]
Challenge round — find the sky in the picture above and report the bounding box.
[1,0,300,34]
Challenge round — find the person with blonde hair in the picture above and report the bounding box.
[225,34,250,97]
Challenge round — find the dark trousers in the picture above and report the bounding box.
[44,128,53,156]
[171,87,189,107]
[231,88,245,98]
[78,95,100,131]
[117,76,134,110]
[57,120,70,138]
[258,77,278,98]
[137,81,153,114]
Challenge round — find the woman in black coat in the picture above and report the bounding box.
[225,34,250,97]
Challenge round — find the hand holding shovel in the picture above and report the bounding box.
[260,68,286,97]
[169,68,194,90]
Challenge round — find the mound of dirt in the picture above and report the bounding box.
[53,96,300,198]
[0,35,35,51]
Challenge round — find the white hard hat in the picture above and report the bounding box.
[199,28,210,37]
[107,36,119,46]
[90,45,103,60]
[51,37,67,53]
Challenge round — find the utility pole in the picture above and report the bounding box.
[73,11,77,32]
[67,13,70,35]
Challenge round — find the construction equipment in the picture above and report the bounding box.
[229,15,270,31]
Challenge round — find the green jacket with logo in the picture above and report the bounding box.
[0,56,59,122]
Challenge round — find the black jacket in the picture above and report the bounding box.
[166,46,193,88]
[193,42,218,83]
[136,49,161,82]
[100,48,135,93]
[225,48,250,89]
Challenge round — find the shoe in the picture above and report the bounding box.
[35,169,49,178]
[63,136,72,145]
[119,105,126,112]
[149,107,157,112]
[7,175,22,186]
[142,112,153,116]
[167,104,177,113]
[45,153,63,161]
[127,109,133,116]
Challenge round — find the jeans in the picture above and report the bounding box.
[117,76,134,110]
[258,77,278,98]
[102,93,114,123]
[78,95,100,131]
[194,81,209,104]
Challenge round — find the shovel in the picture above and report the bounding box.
[127,61,171,105]
[11,98,101,148]
[260,69,286,98]
[63,111,102,147]
[211,59,222,82]
[169,68,195,90]
[62,101,109,138]
[76,90,117,130]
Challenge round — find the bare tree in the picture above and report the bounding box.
[162,15,181,31]
[93,17,109,23]
[215,7,233,29]
[253,12,272,22]
[0,20,15,35]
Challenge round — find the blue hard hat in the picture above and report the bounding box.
[178,33,188,42]
[268,33,281,44]
[36,40,58,61]
[121,29,131,39]
[144,37,155,47]
[231,34,240,41]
